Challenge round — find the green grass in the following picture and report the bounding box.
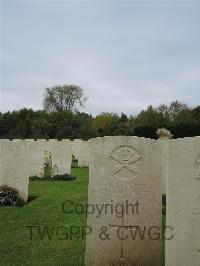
[0,168,89,266]
[0,168,165,266]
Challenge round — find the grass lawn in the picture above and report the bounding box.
[0,168,165,266]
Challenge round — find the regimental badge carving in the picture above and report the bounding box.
[194,155,200,180]
[110,145,141,179]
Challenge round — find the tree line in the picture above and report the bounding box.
[0,101,199,140]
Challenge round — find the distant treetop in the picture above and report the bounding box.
[43,84,88,112]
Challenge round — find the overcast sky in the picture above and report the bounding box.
[1,1,200,115]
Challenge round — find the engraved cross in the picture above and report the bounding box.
[109,214,138,266]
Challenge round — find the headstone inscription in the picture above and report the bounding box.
[85,136,162,266]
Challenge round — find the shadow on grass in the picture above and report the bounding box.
[27,195,38,203]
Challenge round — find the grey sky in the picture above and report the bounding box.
[1,1,200,115]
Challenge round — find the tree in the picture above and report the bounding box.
[133,105,164,128]
[43,84,88,112]
[158,100,189,121]
[0,101,199,140]
[95,112,120,136]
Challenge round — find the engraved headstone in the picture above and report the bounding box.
[166,137,200,266]
[85,136,162,266]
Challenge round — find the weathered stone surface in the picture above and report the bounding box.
[166,137,200,266]
[85,136,162,266]
[72,139,89,167]
[0,139,30,201]
[28,139,72,176]
[49,139,72,175]
[158,138,170,195]
[28,139,48,177]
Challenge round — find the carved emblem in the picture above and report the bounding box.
[194,155,200,180]
[110,145,141,177]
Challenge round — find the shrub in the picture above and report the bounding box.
[0,185,25,207]
[157,128,172,139]
[52,174,76,181]
[30,173,76,181]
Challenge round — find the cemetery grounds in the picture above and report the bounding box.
[0,168,165,266]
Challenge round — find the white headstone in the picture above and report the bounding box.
[28,139,72,177]
[85,136,162,266]
[49,139,72,175]
[0,139,30,201]
[158,138,170,195]
[73,139,89,167]
[28,139,48,177]
[166,137,200,266]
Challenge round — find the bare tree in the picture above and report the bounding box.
[43,84,88,112]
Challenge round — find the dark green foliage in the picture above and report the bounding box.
[0,101,199,139]
[0,185,25,207]
[52,174,76,181]
[30,174,76,181]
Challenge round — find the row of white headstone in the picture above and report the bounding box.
[0,139,89,201]
[0,136,199,265]
[72,139,90,167]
